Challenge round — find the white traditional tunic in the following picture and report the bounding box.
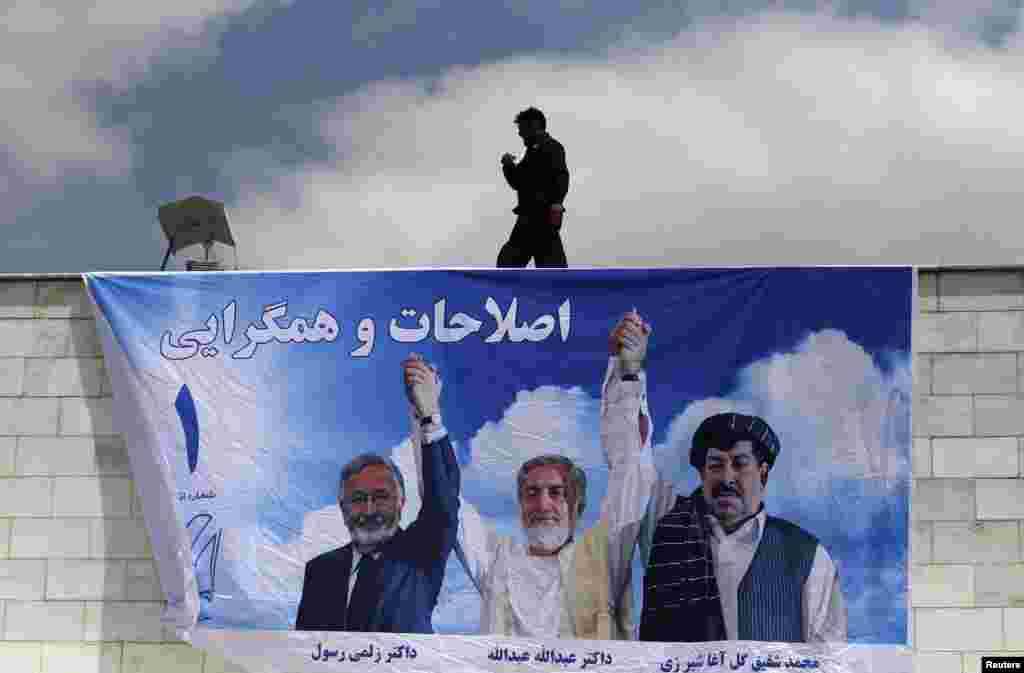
[412,373,656,639]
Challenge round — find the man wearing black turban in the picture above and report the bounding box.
[600,311,847,644]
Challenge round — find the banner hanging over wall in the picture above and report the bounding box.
[85,268,913,673]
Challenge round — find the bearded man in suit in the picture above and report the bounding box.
[295,354,460,633]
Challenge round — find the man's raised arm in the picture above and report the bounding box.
[601,311,660,625]
[401,355,460,565]
[501,153,521,191]
[404,354,497,596]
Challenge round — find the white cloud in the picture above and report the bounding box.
[0,1,271,205]
[652,328,910,537]
[463,385,605,511]
[230,10,1024,268]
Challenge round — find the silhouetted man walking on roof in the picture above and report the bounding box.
[497,107,569,268]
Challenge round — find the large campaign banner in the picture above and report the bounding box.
[85,268,913,673]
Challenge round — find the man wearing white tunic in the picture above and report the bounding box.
[404,351,655,640]
[602,311,847,644]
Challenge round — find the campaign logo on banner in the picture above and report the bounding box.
[86,267,913,673]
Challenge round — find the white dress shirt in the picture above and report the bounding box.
[347,548,365,598]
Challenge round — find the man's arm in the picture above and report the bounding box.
[407,422,461,564]
[602,356,657,616]
[502,157,520,191]
[404,355,497,594]
[802,545,848,643]
[542,140,569,205]
[411,418,498,595]
[601,312,672,619]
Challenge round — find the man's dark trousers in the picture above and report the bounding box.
[496,214,567,268]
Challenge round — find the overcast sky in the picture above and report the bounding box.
[5,0,1024,272]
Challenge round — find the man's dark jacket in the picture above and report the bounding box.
[502,132,569,216]
[294,435,460,633]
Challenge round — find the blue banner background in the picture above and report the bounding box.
[88,268,912,644]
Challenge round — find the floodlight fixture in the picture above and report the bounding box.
[158,195,238,271]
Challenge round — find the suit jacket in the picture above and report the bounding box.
[502,132,569,216]
[295,435,460,633]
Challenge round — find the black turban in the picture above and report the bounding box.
[689,412,780,470]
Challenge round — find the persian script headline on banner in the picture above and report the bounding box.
[160,297,573,361]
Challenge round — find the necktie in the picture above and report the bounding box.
[346,553,382,632]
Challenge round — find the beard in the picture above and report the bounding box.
[345,511,399,549]
[524,523,570,552]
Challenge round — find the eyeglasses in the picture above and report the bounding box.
[343,490,396,507]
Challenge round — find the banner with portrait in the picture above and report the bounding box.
[85,267,913,673]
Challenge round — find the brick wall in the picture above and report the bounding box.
[0,280,240,673]
[915,270,1024,672]
[0,273,1021,672]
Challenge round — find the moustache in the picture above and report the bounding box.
[349,512,393,530]
[713,484,741,498]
